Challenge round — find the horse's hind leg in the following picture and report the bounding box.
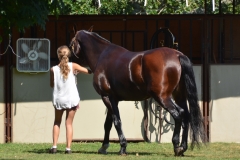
[173,76,191,154]
[153,96,185,156]
[174,94,190,154]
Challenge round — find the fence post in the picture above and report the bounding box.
[202,17,210,141]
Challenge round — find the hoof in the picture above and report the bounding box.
[119,152,127,156]
[98,144,109,155]
[119,153,127,156]
[174,146,184,156]
[118,148,127,156]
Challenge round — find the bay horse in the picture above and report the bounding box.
[69,26,207,156]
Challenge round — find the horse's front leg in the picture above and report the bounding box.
[98,113,112,154]
[98,96,113,154]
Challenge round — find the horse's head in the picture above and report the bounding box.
[69,25,94,66]
[69,25,94,58]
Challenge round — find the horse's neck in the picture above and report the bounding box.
[83,41,109,71]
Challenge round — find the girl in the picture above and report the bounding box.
[49,45,92,154]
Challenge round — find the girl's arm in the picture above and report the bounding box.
[72,63,92,74]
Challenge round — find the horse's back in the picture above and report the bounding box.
[144,47,181,61]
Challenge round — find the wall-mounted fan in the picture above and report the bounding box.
[16,38,50,73]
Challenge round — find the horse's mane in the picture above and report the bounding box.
[83,30,111,44]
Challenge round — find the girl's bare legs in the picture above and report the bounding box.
[53,109,64,147]
[65,108,77,149]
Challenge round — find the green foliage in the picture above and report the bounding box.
[61,0,133,15]
[143,0,205,14]
[1,1,44,33]
[50,0,72,15]
[99,0,133,15]
[0,0,65,39]
[61,0,240,15]
[0,0,239,41]
[62,0,98,15]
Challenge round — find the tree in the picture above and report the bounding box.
[0,0,67,43]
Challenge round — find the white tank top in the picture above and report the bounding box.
[52,62,80,110]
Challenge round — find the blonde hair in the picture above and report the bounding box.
[57,45,71,80]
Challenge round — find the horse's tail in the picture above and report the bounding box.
[179,55,208,149]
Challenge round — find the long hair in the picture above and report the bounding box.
[57,45,71,80]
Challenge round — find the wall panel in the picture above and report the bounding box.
[210,65,240,142]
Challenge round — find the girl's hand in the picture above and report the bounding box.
[74,70,79,75]
[87,69,92,74]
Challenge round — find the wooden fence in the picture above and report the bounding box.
[1,15,240,142]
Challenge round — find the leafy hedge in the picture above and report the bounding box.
[59,0,238,15]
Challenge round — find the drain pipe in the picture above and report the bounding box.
[4,34,12,143]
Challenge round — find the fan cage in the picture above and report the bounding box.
[16,38,50,73]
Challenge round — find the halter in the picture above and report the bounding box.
[71,37,80,59]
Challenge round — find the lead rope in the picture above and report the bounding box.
[74,70,78,85]
[134,101,139,109]
[0,34,19,57]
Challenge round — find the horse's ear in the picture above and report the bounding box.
[88,25,94,32]
[73,24,77,35]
